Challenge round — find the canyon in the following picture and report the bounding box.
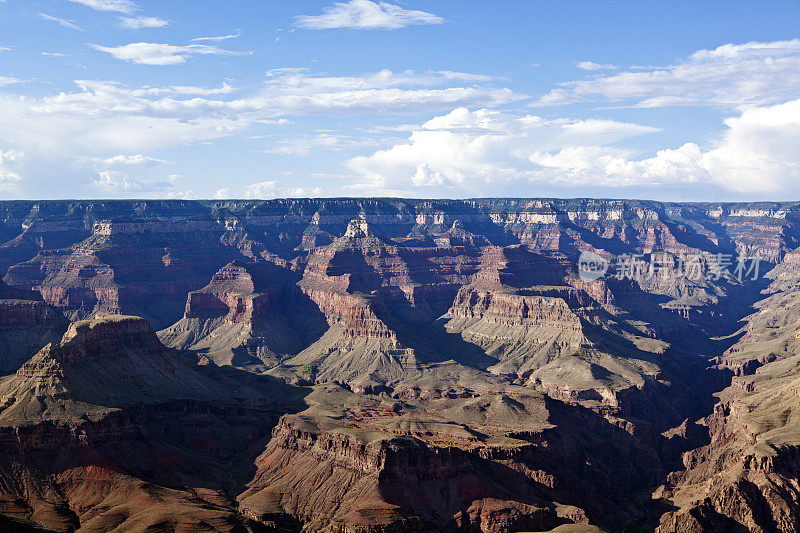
[0,198,798,531]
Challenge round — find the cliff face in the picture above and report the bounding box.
[4,216,250,330]
[0,199,797,531]
[0,279,66,375]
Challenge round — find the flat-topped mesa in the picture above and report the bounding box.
[470,246,572,290]
[447,287,583,332]
[52,314,163,364]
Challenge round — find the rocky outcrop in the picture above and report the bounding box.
[238,383,675,531]
[0,313,298,532]
[238,393,571,532]
[159,260,326,367]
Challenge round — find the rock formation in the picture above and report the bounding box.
[0,199,795,531]
[0,314,300,531]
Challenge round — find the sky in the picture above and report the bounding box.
[1,0,800,201]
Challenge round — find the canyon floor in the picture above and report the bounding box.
[0,198,799,532]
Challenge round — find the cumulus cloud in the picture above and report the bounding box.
[93,170,142,191]
[245,180,279,198]
[245,180,325,198]
[119,16,169,29]
[349,103,800,196]
[214,187,230,199]
[700,98,800,193]
[349,108,661,193]
[67,0,136,13]
[0,150,22,190]
[535,39,800,108]
[90,42,248,65]
[92,170,183,196]
[39,13,84,31]
[295,0,443,30]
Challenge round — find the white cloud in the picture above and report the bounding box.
[90,42,249,65]
[0,69,519,196]
[41,52,68,57]
[575,61,618,71]
[95,154,169,166]
[245,181,325,198]
[191,30,241,42]
[254,68,522,114]
[92,170,180,195]
[349,108,662,193]
[285,186,325,197]
[214,187,230,199]
[699,98,800,193]
[436,71,493,82]
[0,71,515,160]
[0,150,22,190]
[245,180,279,198]
[295,0,443,30]
[536,39,800,108]
[119,16,169,29]
[67,0,136,13]
[0,47,11,53]
[350,101,800,196]
[93,170,142,191]
[168,82,236,95]
[0,77,22,87]
[39,13,84,31]
[0,81,244,156]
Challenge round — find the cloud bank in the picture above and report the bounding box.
[349,101,800,196]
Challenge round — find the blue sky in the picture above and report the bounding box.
[1,0,800,200]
